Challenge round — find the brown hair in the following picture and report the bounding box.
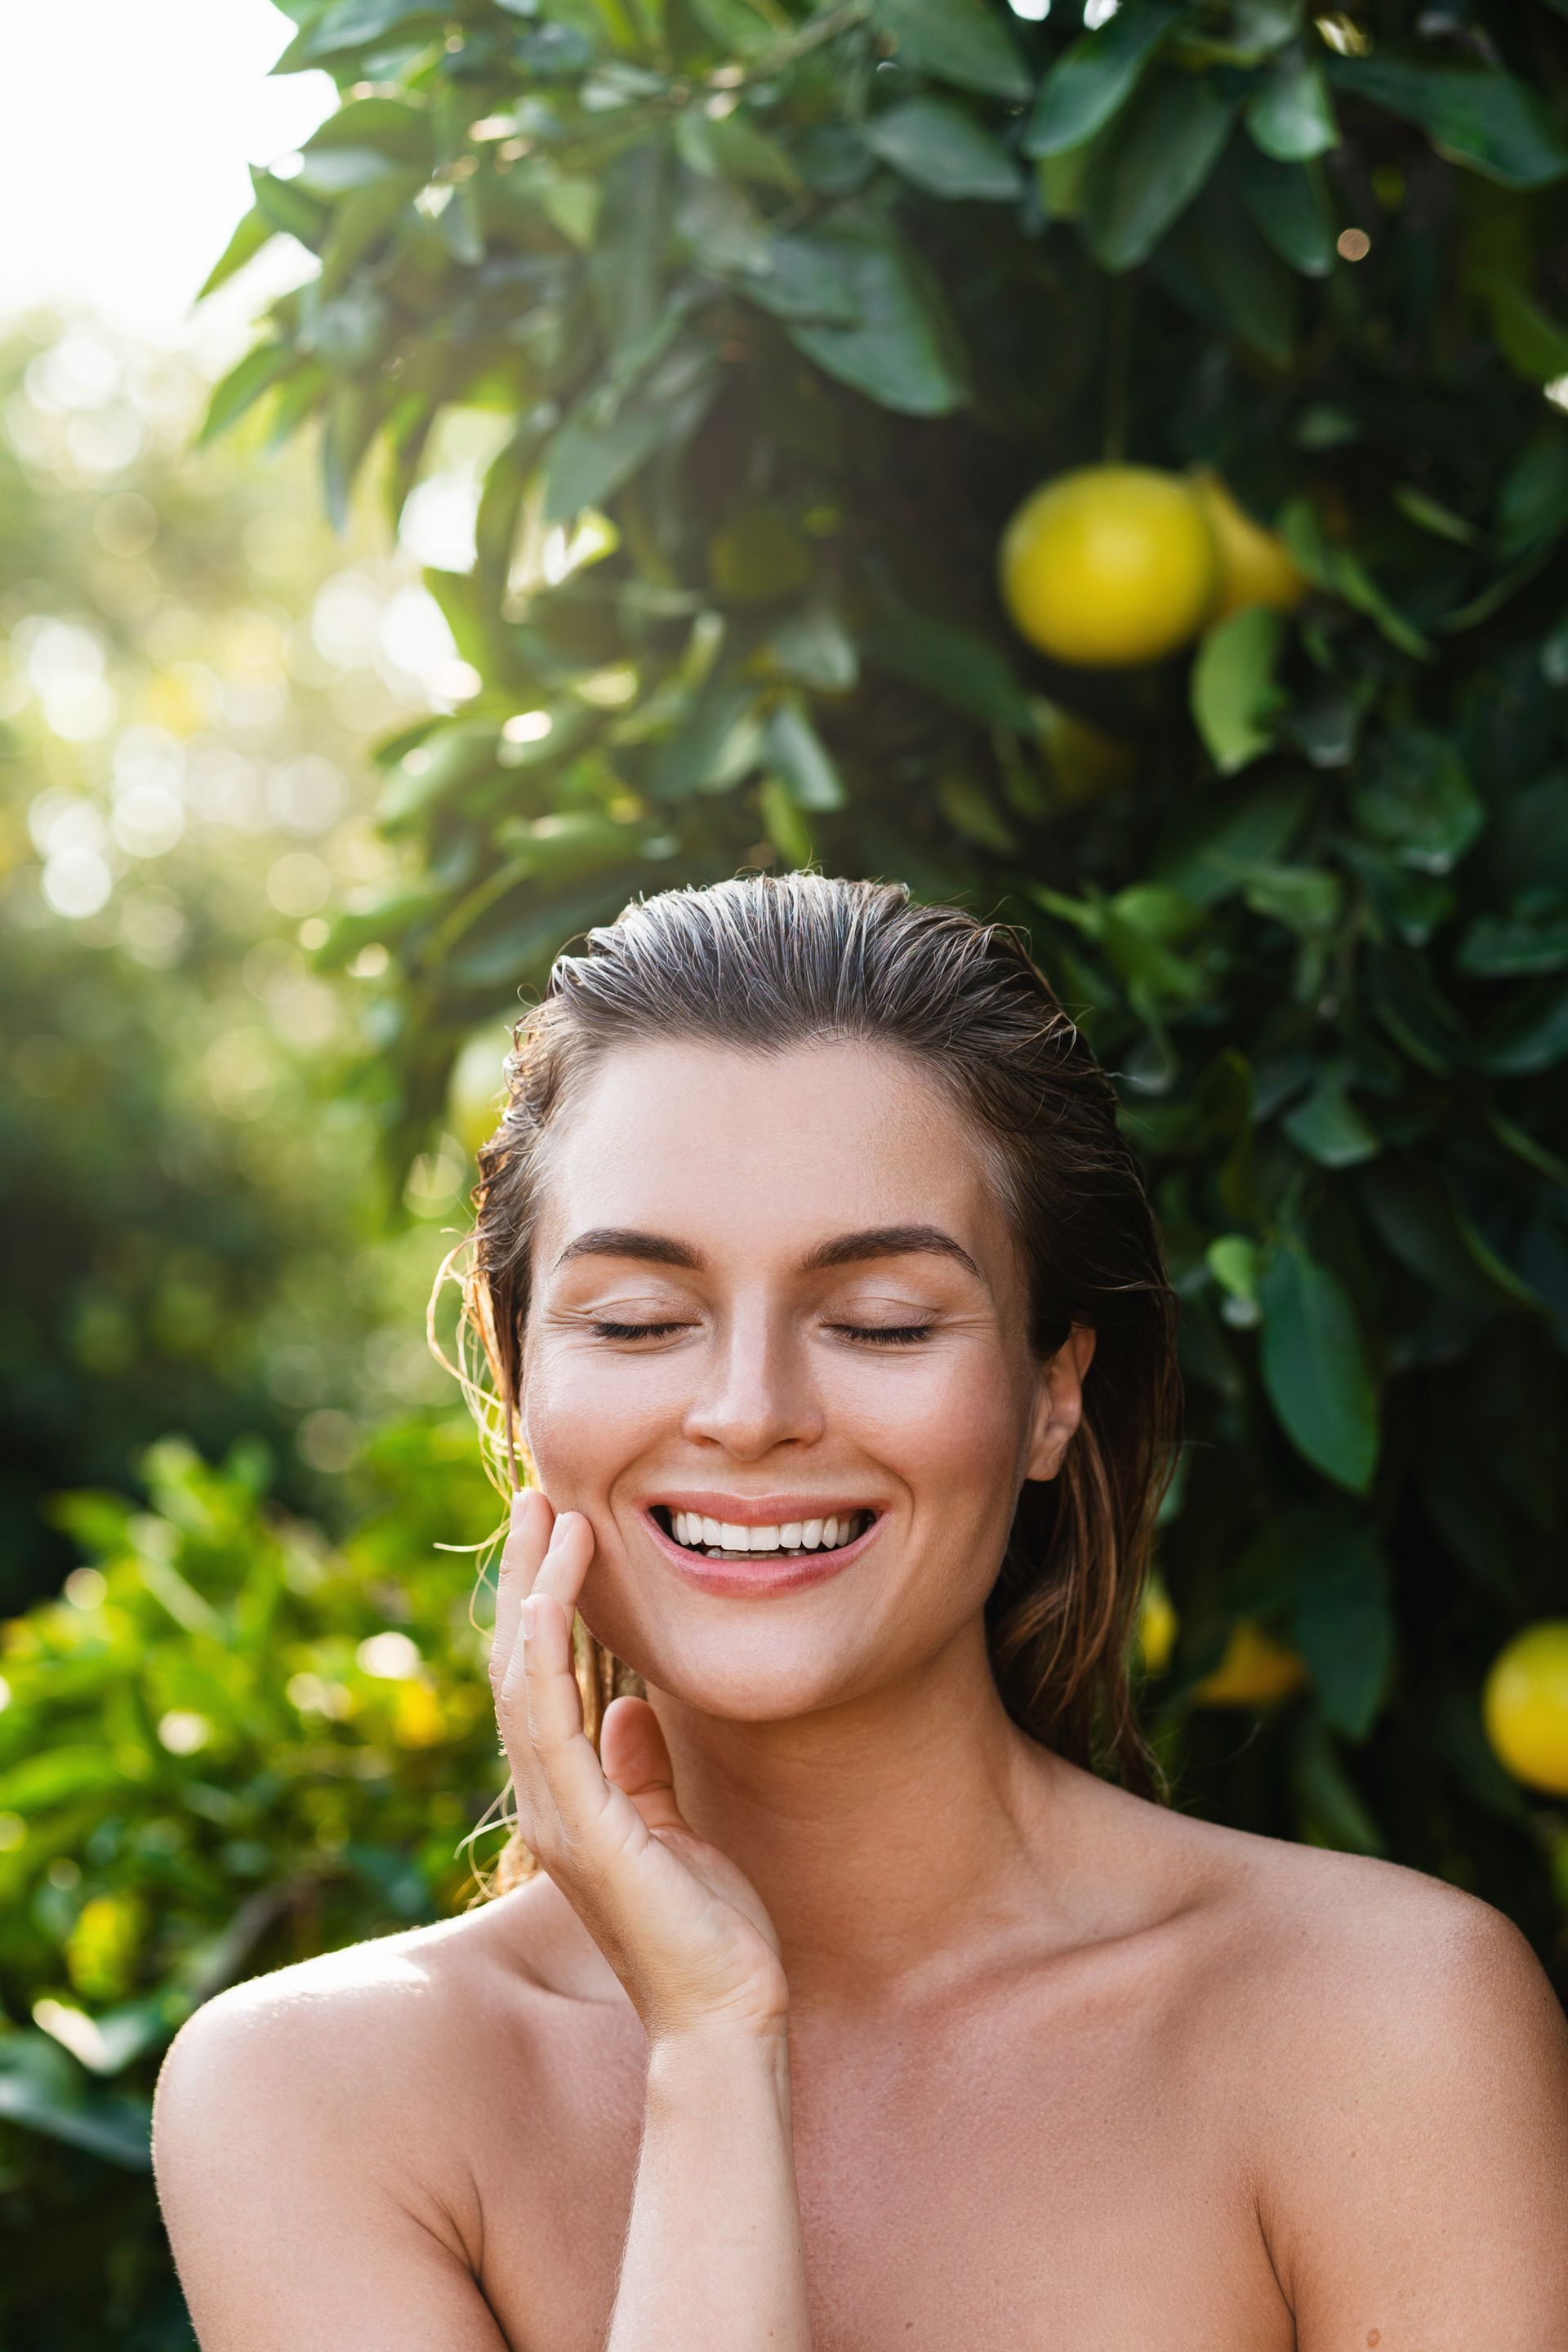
[458,874,1182,1883]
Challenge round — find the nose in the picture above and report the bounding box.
[680,1301,824,1461]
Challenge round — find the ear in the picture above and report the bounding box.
[1023,1324,1097,1483]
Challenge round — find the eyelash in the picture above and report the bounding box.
[588,1319,934,1347]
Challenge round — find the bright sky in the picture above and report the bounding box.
[0,0,336,351]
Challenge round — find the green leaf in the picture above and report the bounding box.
[1458,899,1568,979]
[676,107,804,194]
[1236,147,1334,276]
[1236,860,1341,933]
[0,1745,121,1812]
[1245,51,1338,161]
[1292,1715,1385,1852]
[197,206,275,301]
[1360,1160,1540,1311]
[871,0,1031,102]
[1289,1529,1393,1740]
[764,696,844,810]
[1158,181,1298,359]
[1258,1240,1379,1494]
[1486,278,1568,387]
[1281,498,1432,659]
[0,2037,152,2172]
[544,347,720,520]
[861,98,1024,203]
[1329,57,1568,190]
[319,171,425,299]
[862,607,1034,729]
[196,343,296,448]
[304,93,434,168]
[1022,2,1183,158]
[322,384,386,533]
[1191,608,1285,773]
[686,0,788,54]
[786,226,964,416]
[1475,975,1568,1076]
[767,602,859,691]
[1082,71,1235,271]
[1281,1068,1379,1168]
[757,774,816,866]
[1348,728,1484,876]
[296,0,444,61]
[248,164,329,249]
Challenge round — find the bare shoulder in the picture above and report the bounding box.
[1186,1818,1566,2062]
[1162,1812,1568,2341]
[155,1881,598,2247]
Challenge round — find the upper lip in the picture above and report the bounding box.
[644,1492,880,1526]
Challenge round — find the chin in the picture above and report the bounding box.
[586,1596,883,1726]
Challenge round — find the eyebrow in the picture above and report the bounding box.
[554,1223,981,1281]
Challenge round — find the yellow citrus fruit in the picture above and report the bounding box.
[448,1022,514,1159]
[1192,1622,1309,1709]
[1483,1622,1568,1797]
[1188,468,1307,622]
[1000,465,1219,668]
[1137,1575,1178,1676]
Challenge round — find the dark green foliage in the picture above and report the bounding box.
[0,1424,502,2351]
[216,0,1568,1983]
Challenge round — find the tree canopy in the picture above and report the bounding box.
[211,0,1568,1962]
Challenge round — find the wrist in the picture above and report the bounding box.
[646,2021,792,2097]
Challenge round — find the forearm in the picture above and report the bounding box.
[608,2030,812,2352]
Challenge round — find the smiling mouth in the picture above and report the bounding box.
[651,1506,875,1561]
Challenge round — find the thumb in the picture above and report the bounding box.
[599,1696,688,1837]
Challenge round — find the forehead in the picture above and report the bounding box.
[535,1036,1009,1271]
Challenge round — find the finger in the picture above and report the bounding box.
[599,1696,688,1837]
[521,1585,648,1865]
[529,1508,594,1615]
[492,1487,552,1695]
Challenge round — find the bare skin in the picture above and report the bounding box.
[154,1039,1568,2351]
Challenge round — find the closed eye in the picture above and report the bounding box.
[590,1318,690,1343]
[830,1322,936,1347]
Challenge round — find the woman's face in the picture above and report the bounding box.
[519,1037,1094,1721]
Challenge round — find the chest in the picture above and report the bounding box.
[470,1996,1293,2352]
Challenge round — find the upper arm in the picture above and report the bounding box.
[1264,1888,1568,2352]
[154,1983,511,2352]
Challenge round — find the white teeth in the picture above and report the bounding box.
[665,1510,866,1555]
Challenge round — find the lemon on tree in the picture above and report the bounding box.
[1000,465,1218,668]
[1187,469,1306,621]
[1483,1621,1568,1797]
[1192,1621,1308,1708]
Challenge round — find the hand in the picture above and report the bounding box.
[490,1490,791,2047]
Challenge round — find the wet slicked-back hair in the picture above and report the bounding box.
[461,875,1182,1876]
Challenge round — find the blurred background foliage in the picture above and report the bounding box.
[2,0,1568,2344]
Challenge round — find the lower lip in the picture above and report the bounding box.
[641,1509,881,1597]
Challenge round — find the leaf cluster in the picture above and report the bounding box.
[210,0,1568,1969]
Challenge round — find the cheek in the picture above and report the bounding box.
[829,1341,1033,1514]
[518,1338,676,1505]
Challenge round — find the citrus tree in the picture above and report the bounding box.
[0,1420,502,2350]
[213,0,1568,1979]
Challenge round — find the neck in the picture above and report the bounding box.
[646,1619,1066,2015]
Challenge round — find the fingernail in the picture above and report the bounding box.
[519,1597,537,1639]
[545,1512,570,1555]
[510,1487,529,1526]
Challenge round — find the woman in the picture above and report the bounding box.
[155,875,1568,2350]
